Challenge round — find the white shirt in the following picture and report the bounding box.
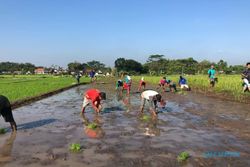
[141,90,159,100]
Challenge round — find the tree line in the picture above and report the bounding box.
[0,56,245,75]
[0,62,36,74]
[115,55,245,75]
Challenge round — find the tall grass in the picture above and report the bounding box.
[0,75,90,102]
[133,75,249,102]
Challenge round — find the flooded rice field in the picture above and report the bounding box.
[1,79,250,167]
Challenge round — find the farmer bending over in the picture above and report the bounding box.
[242,62,250,92]
[115,79,123,90]
[123,75,132,95]
[140,90,166,117]
[81,89,106,114]
[138,77,146,92]
[158,77,167,91]
[0,95,17,131]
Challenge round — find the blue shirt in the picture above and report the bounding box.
[179,78,187,85]
[208,69,216,79]
[89,71,95,78]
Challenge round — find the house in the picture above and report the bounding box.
[35,67,45,74]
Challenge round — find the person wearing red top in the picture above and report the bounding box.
[81,89,106,114]
[138,77,146,92]
[157,77,167,91]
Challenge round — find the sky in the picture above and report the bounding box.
[0,0,250,67]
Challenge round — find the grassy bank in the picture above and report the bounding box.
[0,75,90,102]
[133,75,250,102]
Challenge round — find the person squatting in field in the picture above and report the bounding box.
[242,62,250,92]
[178,76,190,91]
[140,90,166,117]
[138,77,146,92]
[81,89,106,114]
[0,95,17,131]
[165,79,177,92]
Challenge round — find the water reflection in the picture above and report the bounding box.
[0,132,16,163]
[81,113,105,139]
[138,115,161,137]
[122,95,131,113]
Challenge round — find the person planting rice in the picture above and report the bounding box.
[241,62,250,92]
[138,77,146,92]
[115,79,123,90]
[178,76,190,91]
[81,89,106,114]
[158,77,167,91]
[123,75,132,95]
[0,95,17,132]
[140,90,166,117]
[208,65,217,87]
[166,79,177,92]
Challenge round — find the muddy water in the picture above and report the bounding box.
[0,80,250,167]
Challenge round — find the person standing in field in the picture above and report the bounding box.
[140,90,166,117]
[81,89,106,114]
[242,62,250,92]
[138,77,146,92]
[89,70,96,82]
[123,75,132,95]
[0,95,17,131]
[76,73,81,84]
[208,65,216,87]
[178,76,190,91]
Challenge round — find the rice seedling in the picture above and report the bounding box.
[69,143,82,152]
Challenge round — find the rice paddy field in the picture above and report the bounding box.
[0,75,90,102]
[133,75,250,102]
[1,78,250,167]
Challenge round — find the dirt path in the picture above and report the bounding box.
[0,79,250,167]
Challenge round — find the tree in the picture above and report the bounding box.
[114,58,143,74]
[87,61,105,71]
[0,62,35,74]
[147,55,165,62]
[197,60,212,74]
[67,61,84,72]
[217,59,228,71]
[177,57,198,74]
[146,55,166,75]
[125,59,143,73]
[114,58,126,72]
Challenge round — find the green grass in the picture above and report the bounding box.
[0,75,90,102]
[133,75,250,102]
